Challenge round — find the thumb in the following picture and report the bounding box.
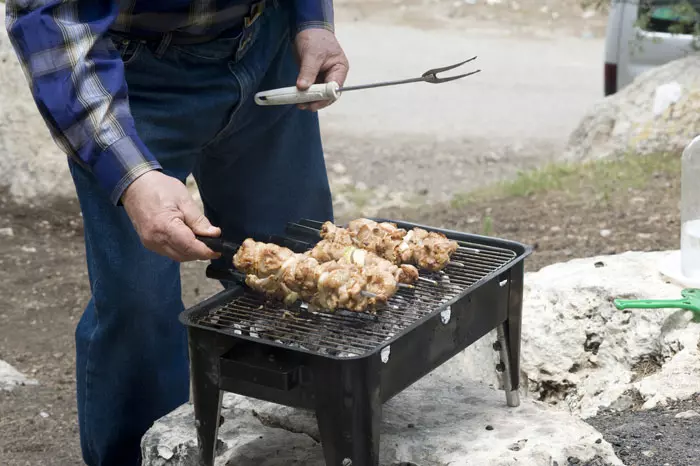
[296,51,322,90]
[180,198,220,237]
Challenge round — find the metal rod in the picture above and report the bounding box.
[496,324,520,408]
[417,277,439,286]
[338,76,427,93]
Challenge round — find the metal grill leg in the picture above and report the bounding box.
[188,331,224,466]
[314,359,382,466]
[496,324,519,407]
[497,262,524,408]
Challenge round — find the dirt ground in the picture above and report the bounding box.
[587,396,700,466]
[0,149,694,465]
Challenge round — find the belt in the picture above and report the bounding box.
[108,0,267,46]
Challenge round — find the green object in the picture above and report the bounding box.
[650,6,697,22]
[614,288,700,322]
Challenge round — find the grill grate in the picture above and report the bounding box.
[193,239,516,357]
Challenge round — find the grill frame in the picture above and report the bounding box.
[178,218,532,466]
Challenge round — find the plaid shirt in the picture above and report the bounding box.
[4,0,334,205]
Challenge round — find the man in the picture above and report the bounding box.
[5,1,348,464]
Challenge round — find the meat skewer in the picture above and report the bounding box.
[232,238,399,312]
[306,236,420,286]
[319,219,459,272]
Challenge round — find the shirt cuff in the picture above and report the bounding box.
[292,0,335,35]
[91,135,163,205]
[295,21,334,34]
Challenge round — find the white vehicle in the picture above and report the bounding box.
[604,0,699,95]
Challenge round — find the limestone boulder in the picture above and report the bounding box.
[461,250,700,418]
[563,54,700,162]
[141,355,623,466]
[0,359,38,391]
[0,3,75,204]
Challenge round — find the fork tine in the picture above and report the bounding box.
[423,56,477,76]
[431,69,481,83]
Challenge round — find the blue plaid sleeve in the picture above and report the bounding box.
[4,0,162,206]
[292,0,334,34]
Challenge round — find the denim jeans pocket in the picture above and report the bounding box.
[109,34,146,67]
[200,62,251,155]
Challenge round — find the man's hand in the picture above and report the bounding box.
[294,28,349,112]
[121,170,222,262]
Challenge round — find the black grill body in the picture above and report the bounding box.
[179,219,532,466]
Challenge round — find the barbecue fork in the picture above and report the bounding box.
[254,56,481,106]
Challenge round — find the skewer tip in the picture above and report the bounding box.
[417,277,439,286]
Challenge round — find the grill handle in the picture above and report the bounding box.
[196,235,240,267]
[219,348,302,391]
[195,235,239,255]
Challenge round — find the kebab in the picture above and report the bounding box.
[305,235,420,286]
[319,219,459,272]
[232,238,399,311]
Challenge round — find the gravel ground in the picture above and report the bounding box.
[587,396,700,466]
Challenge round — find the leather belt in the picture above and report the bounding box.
[109,0,267,46]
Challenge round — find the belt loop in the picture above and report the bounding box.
[154,32,172,58]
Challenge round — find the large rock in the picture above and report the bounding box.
[0,359,38,391]
[461,250,700,418]
[563,55,700,162]
[0,3,75,203]
[141,355,623,466]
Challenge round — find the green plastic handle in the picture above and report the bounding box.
[614,298,694,310]
[613,289,700,315]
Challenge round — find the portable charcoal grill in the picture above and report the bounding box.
[179,218,532,466]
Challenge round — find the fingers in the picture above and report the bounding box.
[165,217,221,262]
[180,197,221,237]
[301,62,349,112]
[324,60,349,88]
[296,47,322,90]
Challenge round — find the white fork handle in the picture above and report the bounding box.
[254,82,341,106]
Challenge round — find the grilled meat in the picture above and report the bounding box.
[321,219,459,272]
[232,238,398,311]
[306,237,419,285]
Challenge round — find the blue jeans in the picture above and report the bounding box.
[67,3,333,465]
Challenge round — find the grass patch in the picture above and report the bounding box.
[337,184,375,210]
[451,150,680,208]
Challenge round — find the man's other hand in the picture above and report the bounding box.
[121,171,222,262]
[294,28,349,111]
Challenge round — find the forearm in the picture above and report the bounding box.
[291,0,334,34]
[5,0,161,205]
